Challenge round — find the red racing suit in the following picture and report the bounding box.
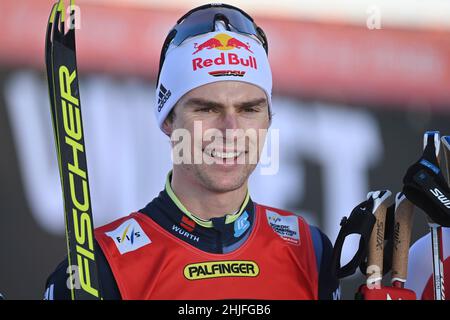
[95,204,318,299]
[44,175,340,300]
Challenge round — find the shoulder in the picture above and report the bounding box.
[95,213,140,234]
[44,214,141,300]
[256,203,332,254]
[44,240,122,300]
[256,204,310,245]
[256,204,309,228]
[95,212,149,244]
[255,203,339,299]
[256,203,322,236]
[257,204,304,218]
[305,225,340,300]
[95,212,154,259]
[44,258,71,300]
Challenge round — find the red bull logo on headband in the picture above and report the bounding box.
[193,33,253,54]
[191,34,258,72]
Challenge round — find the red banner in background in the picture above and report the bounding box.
[0,0,449,110]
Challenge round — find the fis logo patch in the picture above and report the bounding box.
[266,210,300,245]
[157,83,171,112]
[106,218,151,254]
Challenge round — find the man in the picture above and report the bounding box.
[44,3,339,300]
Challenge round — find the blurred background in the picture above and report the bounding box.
[0,0,449,299]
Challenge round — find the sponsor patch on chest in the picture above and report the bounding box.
[266,210,300,245]
[183,261,260,280]
[105,218,151,254]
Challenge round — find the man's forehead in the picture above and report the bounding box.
[180,81,267,106]
[185,97,268,110]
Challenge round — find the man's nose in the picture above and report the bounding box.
[219,112,240,131]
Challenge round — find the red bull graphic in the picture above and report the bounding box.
[193,37,223,54]
[191,33,257,73]
[226,37,253,53]
[193,33,254,55]
[192,53,257,71]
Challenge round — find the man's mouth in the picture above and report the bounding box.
[203,148,246,160]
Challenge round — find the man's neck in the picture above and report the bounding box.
[170,170,248,221]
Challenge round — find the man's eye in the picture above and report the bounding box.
[196,107,216,113]
[243,107,258,113]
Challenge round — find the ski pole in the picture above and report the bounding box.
[366,190,391,288]
[391,192,415,288]
[424,131,445,300]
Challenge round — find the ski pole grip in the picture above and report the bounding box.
[366,191,391,284]
[391,192,414,284]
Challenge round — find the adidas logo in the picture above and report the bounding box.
[157,84,171,112]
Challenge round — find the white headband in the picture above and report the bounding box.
[155,30,272,129]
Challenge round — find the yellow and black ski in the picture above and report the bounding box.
[45,0,101,300]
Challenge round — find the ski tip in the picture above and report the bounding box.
[57,0,65,23]
[423,130,440,155]
[395,192,407,211]
[424,130,440,136]
[395,191,405,201]
[367,190,392,213]
[367,190,391,200]
[49,2,58,23]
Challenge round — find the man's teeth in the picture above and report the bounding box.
[206,149,243,159]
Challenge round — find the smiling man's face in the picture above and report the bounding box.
[163,81,270,193]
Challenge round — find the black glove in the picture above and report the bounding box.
[403,134,450,227]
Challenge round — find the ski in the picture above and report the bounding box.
[45,0,101,300]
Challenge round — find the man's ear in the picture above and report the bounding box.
[162,118,173,137]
